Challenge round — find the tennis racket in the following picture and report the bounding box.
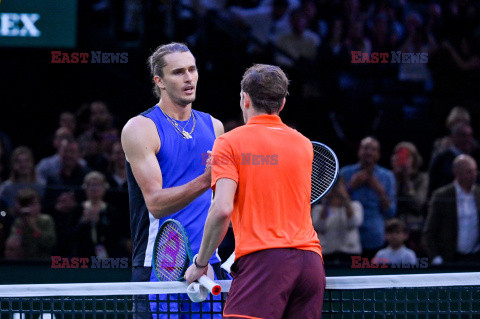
[152,219,221,297]
[311,141,339,205]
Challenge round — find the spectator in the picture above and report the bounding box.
[0,146,45,210]
[229,0,291,48]
[104,141,130,248]
[79,101,114,138]
[36,127,86,185]
[78,101,115,173]
[59,111,77,136]
[311,177,363,262]
[441,37,480,72]
[72,171,126,258]
[51,191,81,256]
[45,139,89,187]
[391,141,428,255]
[375,218,418,266]
[298,0,320,35]
[428,122,479,195]
[274,8,321,68]
[319,17,348,60]
[341,136,396,258]
[10,188,56,259]
[424,154,480,264]
[342,0,361,24]
[397,11,437,90]
[105,141,127,189]
[425,3,443,40]
[315,17,351,106]
[431,106,473,162]
[4,235,25,260]
[369,13,398,53]
[345,19,372,55]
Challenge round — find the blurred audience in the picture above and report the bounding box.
[0,146,45,210]
[274,8,321,67]
[229,0,291,46]
[78,101,116,173]
[345,19,372,55]
[431,106,473,161]
[374,218,418,266]
[51,191,81,257]
[441,37,480,72]
[311,177,363,262]
[391,141,428,255]
[428,122,479,195]
[105,141,130,248]
[59,111,77,137]
[341,137,396,258]
[10,189,56,259]
[369,13,398,53]
[36,127,86,185]
[397,11,436,89]
[1,1,480,267]
[45,139,89,187]
[106,141,127,189]
[424,155,480,264]
[72,171,127,258]
[4,235,25,260]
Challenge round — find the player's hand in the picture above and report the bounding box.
[200,151,212,187]
[185,263,208,284]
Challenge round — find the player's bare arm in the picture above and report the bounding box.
[121,116,211,219]
[211,116,224,138]
[185,177,237,284]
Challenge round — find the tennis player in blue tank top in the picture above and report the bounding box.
[122,43,224,318]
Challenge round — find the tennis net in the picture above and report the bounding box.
[0,273,479,318]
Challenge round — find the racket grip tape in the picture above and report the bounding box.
[198,275,221,295]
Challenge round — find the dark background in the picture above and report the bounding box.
[1,0,478,169]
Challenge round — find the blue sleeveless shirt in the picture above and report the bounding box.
[127,105,220,269]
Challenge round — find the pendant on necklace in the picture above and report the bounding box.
[182,130,192,139]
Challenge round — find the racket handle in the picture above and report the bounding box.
[198,275,221,296]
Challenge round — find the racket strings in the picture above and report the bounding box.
[311,145,337,202]
[154,222,188,281]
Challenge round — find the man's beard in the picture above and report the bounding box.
[178,95,196,106]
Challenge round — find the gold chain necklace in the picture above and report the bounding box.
[159,106,196,139]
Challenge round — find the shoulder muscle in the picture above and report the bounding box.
[210,116,224,138]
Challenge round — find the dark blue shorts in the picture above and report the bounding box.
[223,248,325,319]
[132,266,152,319]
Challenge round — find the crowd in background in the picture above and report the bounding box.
[1,0,480,266]
[0,101,479,266]
[0,102,131,261]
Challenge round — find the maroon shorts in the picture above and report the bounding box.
[223,248,325,319]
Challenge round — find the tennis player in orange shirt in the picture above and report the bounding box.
[185,64,325,318]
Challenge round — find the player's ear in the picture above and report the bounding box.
[243,92,250,109]
[154,75,166,90]
[278,98,286,113]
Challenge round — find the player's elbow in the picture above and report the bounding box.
[213,202,233,220]
[145,197,169,219]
